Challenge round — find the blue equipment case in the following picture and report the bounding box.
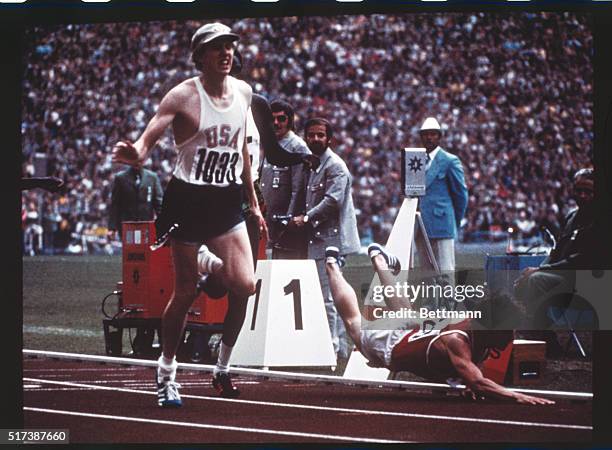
[485,254,547,297]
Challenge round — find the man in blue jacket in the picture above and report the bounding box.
[416,117,468,273]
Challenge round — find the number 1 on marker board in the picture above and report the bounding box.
[250,278,303,330]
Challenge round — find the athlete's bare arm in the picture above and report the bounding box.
[443,334,555,405]
[238,83,267,239]
[112,82,191,166]
[241,131,268,239]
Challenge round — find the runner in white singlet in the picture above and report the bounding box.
[112,22,265,406]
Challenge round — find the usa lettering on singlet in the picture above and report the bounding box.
[173,76,249,187]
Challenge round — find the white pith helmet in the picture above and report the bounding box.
[420,117,442,132]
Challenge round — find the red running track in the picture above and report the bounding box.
[23,357,592,444]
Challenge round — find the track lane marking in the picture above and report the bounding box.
[23,326,103,337]
[23,368,142,372]
[25,378,258,385]
[23,407,407,443]
[23,350,593,400]
[24,378,592,431]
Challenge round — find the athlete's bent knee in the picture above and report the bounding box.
[232,278,256,298]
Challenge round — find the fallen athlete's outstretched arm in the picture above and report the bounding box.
[444,334,555,405]
[112,84,187,166]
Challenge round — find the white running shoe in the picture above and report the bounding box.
[367,243,401,276]
[156,366,182,408]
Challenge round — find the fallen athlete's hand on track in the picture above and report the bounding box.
[112,140,141,166]
[514,392,555,405]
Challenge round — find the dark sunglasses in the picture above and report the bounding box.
[273,114,288,123]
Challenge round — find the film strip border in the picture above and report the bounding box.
[1,0,611,2]
[1,0,610,30]
[1,0,611,5]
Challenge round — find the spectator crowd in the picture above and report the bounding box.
[21,12,593,254]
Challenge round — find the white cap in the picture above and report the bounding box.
[420,117,442,132]
[191,23,239,53]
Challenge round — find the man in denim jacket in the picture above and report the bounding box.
[290,118,360,360]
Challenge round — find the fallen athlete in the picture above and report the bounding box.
[324,244,554,405]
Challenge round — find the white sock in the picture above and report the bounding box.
[214,342,233,376]
[157,355,177,382]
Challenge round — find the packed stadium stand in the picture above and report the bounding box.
[21,13,592,255]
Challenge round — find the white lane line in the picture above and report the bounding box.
[23,350,592,400]
[23,368,141,372]
[26,379,147,385]
[29,374,140,380]
[26,388,101,392]
[23,407,406,443]
[26,383,256,391]
[26,378,257,387]
[282,383,320,388]
[23,326,103,338]
[24,378,591,431]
